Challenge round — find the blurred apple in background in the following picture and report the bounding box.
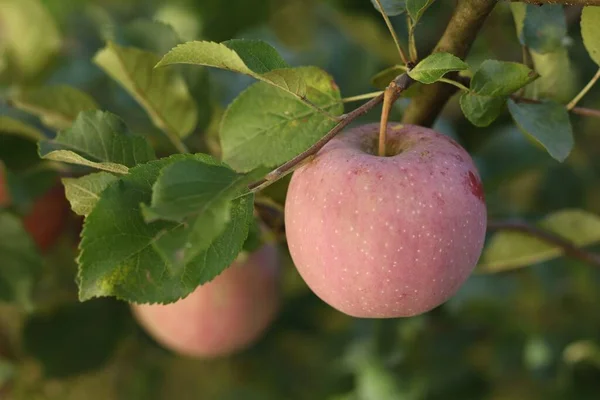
[0,164,70,251]
[131,245,280,358]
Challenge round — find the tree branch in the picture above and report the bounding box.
[508,0,600,5]
[401,0,497,127]
[510,95,600,119]
[248,74,415,192]
[488,221,600,267]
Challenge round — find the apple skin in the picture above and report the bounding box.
[284,123,487,318]
[131,245,280,358]
[0,167,69,251]
[22,185,70,252]
[0,165,9,207]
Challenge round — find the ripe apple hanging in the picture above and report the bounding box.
[285,123,487,318]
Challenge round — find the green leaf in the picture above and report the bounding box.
[23,299,127,377]
[156,40,308,98]
[222,39,289,73]
[471,60,538,97]
[0,116,45,141]
[221,66,343,172]
[460,93,506,127]
[0,212,42,310]
[371,65,405,89]
[10,85,99,131]
[62,173,119,217]
[78,154,255,304]
[38,110,156,173]
[507,99,573,162]
[242,217,263,253]
[582,7,600,66]
[408,52,469,84]
[0,0,61,81]
[511,3,577,102]
[479,210,600,272]
[529,48,578,103]
[522,5,566,54]
[94,41,198,139]
[370,0,405,16]
[406,0,435,23]
[123,19,183,55]
[142,158,259,223]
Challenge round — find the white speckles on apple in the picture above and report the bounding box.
[284,123,487,318]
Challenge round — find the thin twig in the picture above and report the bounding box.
[438,78,470,92]
[511,95,600,120]
[300,95,342,121]
[248,73,415,192]
[342,91,384,103]
[443,76,600,120]
[373,0,409,65]
[488,221,600,267]
[567,68,600,111]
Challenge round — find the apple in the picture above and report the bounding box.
[131,245,280,358]
[0,166,69,251]
[22,185,70,251]
[0,164,9,207]
[284,123,487,318]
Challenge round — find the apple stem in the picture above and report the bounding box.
[378,83,397,157]
[248,74,415,192]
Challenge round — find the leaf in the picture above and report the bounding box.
[460,93,506,127]
[38,110,156,173]
[522,4,566,54]
[243,217,263,253]
[142,158,260,223]
[156,40,308,98]
[471,60,538,97]
[371,65,405,89]
[582,7,600,66]
[370,0,406,16]
[408,52,469,84]
[0,116,45,141]
[78,154,255,304]
[221,39,289,73]
[122,19,183,55]
[529,48,578,103]
[94,41,198,138]
[23,298,127,377]
[40,151,129,174]
[511,3,577,102]
[0,212,42,310]
[10,86,99,131]
[62,173,119,216]
[479,210,600,272]
[221,66,343,172]
[507,99,573,162]
[406,0,435,23]
[0,0,61,81]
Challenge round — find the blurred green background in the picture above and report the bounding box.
[2,0,600,399]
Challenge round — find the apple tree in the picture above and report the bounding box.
[2,0,600,398]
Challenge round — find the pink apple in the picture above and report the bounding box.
[285,123,487,318]
[131,245,280,358]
